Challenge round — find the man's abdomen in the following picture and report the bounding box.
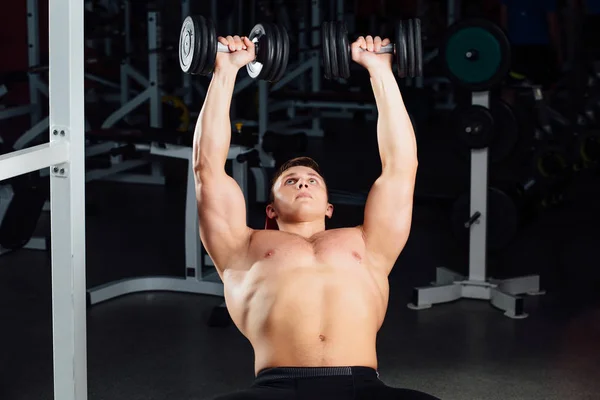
[232,266,385,374]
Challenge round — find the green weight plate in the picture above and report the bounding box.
[337,21,351,79]
[441,19,511,91]
[321,22,332,80]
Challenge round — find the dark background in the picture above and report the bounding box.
[1,0,600,399]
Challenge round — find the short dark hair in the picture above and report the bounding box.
[269,156,327,203]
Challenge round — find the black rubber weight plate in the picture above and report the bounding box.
[321,22,332,80]
[201,16,218,75]
[266,23,282,82]
[454,105,495,149]
[414,18,423,77]
[271,24,290,83]
[329,20,339,79]
[396,20,407,78]
[337,21,351,79]
[196,15,209,75]
[407,19,415,77]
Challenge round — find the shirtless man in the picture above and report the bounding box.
[194,32,438,400]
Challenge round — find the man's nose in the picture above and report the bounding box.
[297,182,308,189]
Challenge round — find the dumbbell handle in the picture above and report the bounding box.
[350,43,395,54]
[217,42,258,55]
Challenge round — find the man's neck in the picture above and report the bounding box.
[277,221,326,239]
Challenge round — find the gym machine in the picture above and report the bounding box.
[0,2,87,400]
[408,19,546,319]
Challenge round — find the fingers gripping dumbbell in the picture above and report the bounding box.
[179,15,290,82]
[321,19,422,80]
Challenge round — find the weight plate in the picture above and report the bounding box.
[321,22,332,80]
[200,16,218,75]
[328,20,340,79]
[454,105,495,149]
[451,187,518,251]
[247,23,274,80]
[533,145,570,184]
[270,24,290,83]
[407,19,415,78]
[441,18,511,91]
[195,15,210,75]
[179,16,202,74]
[414,18,423,77]
[337,21,351,79]
[396,20,408,78]
[266,23,283,82]
[577,130,600,165]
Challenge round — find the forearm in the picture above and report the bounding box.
[193,67,237,176]
[369,68,417,171]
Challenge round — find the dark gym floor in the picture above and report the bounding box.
[1,119,600,400]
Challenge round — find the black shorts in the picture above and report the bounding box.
[213,366,442,400]
[510,45,558,87]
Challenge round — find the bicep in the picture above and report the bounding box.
[196,171,251,269]
[362,170,416,268]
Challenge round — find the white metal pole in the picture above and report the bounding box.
[49,0,88,399]
[27,0,42,125]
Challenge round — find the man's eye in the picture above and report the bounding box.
[309,179,317,184]
[285,179,295,185]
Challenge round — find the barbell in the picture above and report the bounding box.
[179,15,290,82]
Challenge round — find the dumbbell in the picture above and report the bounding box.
[179,15,290,82]
[320,19,422,80]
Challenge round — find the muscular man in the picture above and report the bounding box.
[194,33,437,400]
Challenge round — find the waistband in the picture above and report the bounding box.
[254,366,379,385]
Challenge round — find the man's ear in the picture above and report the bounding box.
[326,203,334,219]
[266,203,278,219]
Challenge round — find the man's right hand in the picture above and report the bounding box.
[215,35,255,74]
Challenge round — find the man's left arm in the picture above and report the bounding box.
[362,68,418,274]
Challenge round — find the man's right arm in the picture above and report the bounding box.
[193,66,252,272]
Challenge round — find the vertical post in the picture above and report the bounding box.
[148,11,162,128]
[27,0,42,125]
[311,0,321,133]
[49,0,87,399]
[121,0,131,107]
[469,91,489,283]
[181,0,192,105]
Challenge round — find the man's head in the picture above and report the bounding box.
[266,157,333,229]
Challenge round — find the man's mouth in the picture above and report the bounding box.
[296,193,312,199]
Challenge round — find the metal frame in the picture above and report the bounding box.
[0,0,88,398]
[407,91,545,319]
[87,143,255,305]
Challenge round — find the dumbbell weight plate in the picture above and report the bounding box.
[414,19,423,77]
[179,16,202,74]
[247,23,274,80]
[321,22,332,80]
[336,21,351,79]
[270,24,290,83]
[266,23,283,82]
[200,16,218,76]
[396,20,408,78]
[407,19,415,78]
[328,21,340,79]
[196,15,211,75]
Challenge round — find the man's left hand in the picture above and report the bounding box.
[351,35,393,75]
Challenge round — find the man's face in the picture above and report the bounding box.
[267,166,333,223]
